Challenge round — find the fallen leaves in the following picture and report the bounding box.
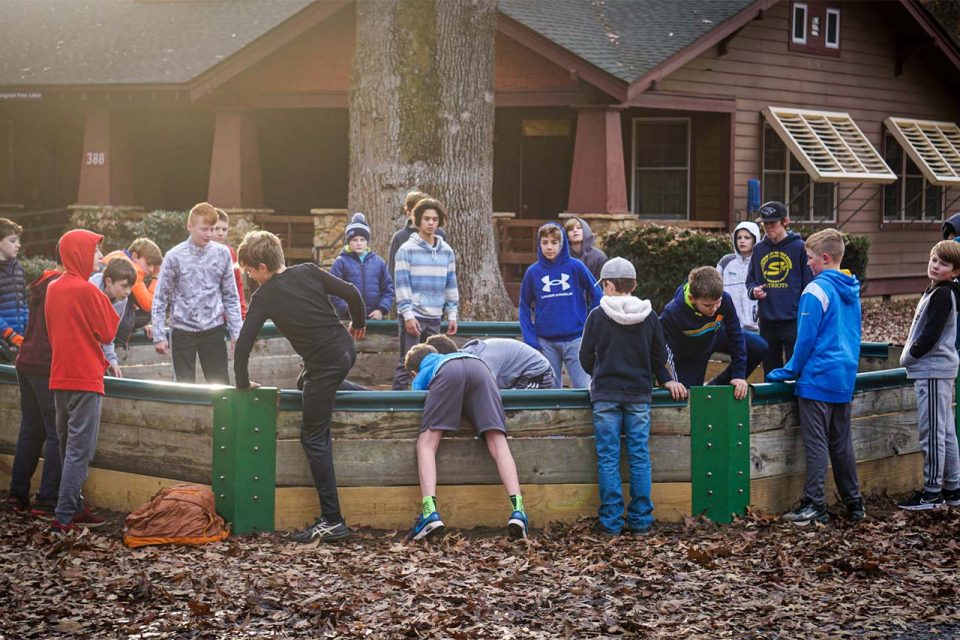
[0,496,959,638]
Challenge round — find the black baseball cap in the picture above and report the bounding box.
[758,201,787,222]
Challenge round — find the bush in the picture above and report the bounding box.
[602,225,733,311]
[19,255,57,287]
[68,208,187,255]
[792,225,871,293]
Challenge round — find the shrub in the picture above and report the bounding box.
[68,208,186,255]
[792,225,871,293]
[19,255,57,287]
[601,225,733,311]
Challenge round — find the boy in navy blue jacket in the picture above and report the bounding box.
[660,266,767,400]
[519,222,600,388]
[579,258,686,535]
[0,217,27,361]
[768,229,864,525]
[746,201,813,378]
[329,213,394,320]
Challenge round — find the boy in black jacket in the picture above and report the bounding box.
[235,230,367,544]
[579,258,686,535]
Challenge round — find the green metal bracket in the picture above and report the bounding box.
[212,387,278,534]
[690,386,750,523]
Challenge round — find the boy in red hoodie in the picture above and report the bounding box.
[45,230,120,532]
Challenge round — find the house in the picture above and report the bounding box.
[0,0,957,296]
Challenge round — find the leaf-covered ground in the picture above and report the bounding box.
[1,495,959,639]
[861,297,918,346]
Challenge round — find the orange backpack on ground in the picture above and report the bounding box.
[123,484,230,548]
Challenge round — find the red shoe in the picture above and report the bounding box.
[70,505,107,528]
[50,519,81,535]
[30,501,56,518]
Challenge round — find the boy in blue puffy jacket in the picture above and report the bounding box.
[0,217,27,360]
[519,222,600,388]
[329,213,394,321]
[768,229,864,526]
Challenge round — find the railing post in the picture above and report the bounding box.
[690,386,750,523]
[212,387,278,534]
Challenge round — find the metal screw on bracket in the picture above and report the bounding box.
[253,476,259,481]
[708,490,714,496]
[253,495,259,501]
[220,445,226,451]
[254,427,260,433]
[253,446,259,452]
[219,494,225,499]
[219,475,225,480]
[706,472,713,477]
[707,442,713,448]
[707,424,713,431]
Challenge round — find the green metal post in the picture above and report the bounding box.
[690,386,751,523]
[212,387,278,534]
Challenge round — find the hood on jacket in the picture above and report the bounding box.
[927,278,960,307]
[732,221,761,256]
[29,269,62,291]
[816,269,860,303]
[570,217,596,255]
[600,295,652,325]
[763,230,805,248]
[409,233,449,255]
[59,229,103,279]
[942,212,960,240]
[536,221,570,267]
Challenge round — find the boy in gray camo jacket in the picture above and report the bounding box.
[151,202,242,384]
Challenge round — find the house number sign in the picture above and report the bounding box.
[86,152,106,165]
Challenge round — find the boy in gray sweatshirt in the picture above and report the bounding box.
[426,335,555,389]
[898,240,960,510]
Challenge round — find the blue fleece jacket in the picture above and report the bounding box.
[659,283,747,379]
[329,247,394,318]
[411,352,480,391]
[519,222,600,350]
[0,258,27,340]
[767,269,861,403]
[746,232,813,323]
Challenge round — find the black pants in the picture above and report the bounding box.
[759,319,797,380]
[301,335,356,523]
[171,325,229,384]
[391,316,442,390]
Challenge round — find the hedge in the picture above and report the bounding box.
[68,209,187,254]
[601,223,872,311]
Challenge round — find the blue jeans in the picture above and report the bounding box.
[540,337,590,389]
[592,401,653,533]
[9,373,61,505]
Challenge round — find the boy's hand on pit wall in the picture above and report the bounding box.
[143,324,153,339]
[731,378,749,400]
[368,310,383,320]
[107,363,123,378]
[247,381,262,389]
[349,323,366,341]
[752,284,767,299]
[447,320,457,335]
[404,318,421,337]
[155,340,170,355]
[664,381,688,401]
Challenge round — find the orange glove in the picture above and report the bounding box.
[10,333,23,347]
[2,328,22,347]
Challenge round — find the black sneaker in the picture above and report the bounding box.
[5,494,28,513]
[781,498,829,525]
[898,490,944,511]
[944,487,960,507]
[845,499,866,522]
[286,517,351,543]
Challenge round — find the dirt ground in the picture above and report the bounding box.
[861,297,919,346]
[1,494,959,639]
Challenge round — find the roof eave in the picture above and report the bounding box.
[897,0,960,74]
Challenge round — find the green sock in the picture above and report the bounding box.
[421,496,437,517]
[510,494,524,513]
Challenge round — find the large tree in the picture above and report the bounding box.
[348,0,515,320]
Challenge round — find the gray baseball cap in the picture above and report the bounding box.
[595,257,636,286]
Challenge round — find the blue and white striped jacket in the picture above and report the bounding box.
[394,234,458,322]
[0,259,27,338]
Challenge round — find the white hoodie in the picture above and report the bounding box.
[716,221,760,332]
[599,294,652,325]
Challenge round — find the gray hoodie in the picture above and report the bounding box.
[717,221,760,332]
[568,217,608,280]
[900,280,960,379]
[459,338,552,389]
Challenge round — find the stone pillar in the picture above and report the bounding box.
[223,208,272,248]
[208,111,265,210]
[76,109,136,206]
[311,208,349,266]
[567,105,629,215]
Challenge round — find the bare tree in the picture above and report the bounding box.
[348,0,515,320]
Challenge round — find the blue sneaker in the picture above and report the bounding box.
[407,511,444,541]
[507,510,528,539]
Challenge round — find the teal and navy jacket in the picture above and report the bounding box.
[659,283,747,379]
[767,269,861,403]
[394,234,458,322]
[411,352,480,391]
[0,258,28,340]
[519,222,600,350]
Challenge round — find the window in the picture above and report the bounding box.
[792,3,807,44]
[882,132,944,222]
[631,118,690,219]
[825,8,840,49]
[762,123,837,222]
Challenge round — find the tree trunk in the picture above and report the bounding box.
[348,0,515,320]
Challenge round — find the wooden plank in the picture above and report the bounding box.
[277,482,692,530]
[749,453,922,516]
[90,421,212,484]
[749,386,915,434]
[275,435,692,486]
[749,410,920,479]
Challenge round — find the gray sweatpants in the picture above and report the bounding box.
[799,398,862,506]
[54,390,103,524]
[915,378,960,493]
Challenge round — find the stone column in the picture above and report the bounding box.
[310,208,349,266]
[567,105,629,215]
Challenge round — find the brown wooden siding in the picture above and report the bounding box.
[654,1,960,294]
